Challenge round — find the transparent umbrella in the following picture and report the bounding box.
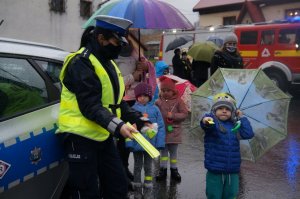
[190,68,291,162]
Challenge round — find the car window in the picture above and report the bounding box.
[240,31,258,44]
[36,60,61,83]
[261,30,275,45]
[0,57,47,119]
[36,60,62,91]
[278,29,296,44]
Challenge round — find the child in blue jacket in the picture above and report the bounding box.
[126,82,166,199]
[200,92,254,199]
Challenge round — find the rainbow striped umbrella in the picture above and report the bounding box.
[82,0,194,30]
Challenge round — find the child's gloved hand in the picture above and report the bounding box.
[202,117,215,125]
[236,109,243,117]
[141,123,158,139]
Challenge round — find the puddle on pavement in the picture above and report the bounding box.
[128,97,300,198]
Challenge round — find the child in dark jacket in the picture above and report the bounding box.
[200,92,254,199]
[155,76,188,182]
[126,82,165,199]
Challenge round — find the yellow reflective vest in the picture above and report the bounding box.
[57,48,125,141]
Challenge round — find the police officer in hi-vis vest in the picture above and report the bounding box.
[57,15,149,199]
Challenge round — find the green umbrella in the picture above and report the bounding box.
[187,41,219,63]
[190,68,291,162]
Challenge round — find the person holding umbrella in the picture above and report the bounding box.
[200,92,254,199]
[211,33,244,75]
[172,48,185,78]
[57,15,150,199]
[115,38,157,186]
[181,51,192,82]
[187,41,219,87]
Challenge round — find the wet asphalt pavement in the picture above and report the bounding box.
[128,91,300,199]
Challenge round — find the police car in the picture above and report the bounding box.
[0,37,69,199]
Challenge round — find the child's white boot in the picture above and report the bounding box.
[132,182,143,199]
[143,182,154,199]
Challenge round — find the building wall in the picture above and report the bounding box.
[198,2,300,27]
[0,0,103,52]
[199,10,240,27]
[261,2,300,21]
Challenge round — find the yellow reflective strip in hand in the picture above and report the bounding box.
[126,122,160,158]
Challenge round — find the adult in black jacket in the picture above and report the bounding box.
[58,16,148,199]
[172,48,185,78]
[191,60,211,87]
[211,33,243,75]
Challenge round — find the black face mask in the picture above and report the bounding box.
[119,44,133,57]
[101,43,122,60]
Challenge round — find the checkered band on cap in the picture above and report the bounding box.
[94,15,132,36]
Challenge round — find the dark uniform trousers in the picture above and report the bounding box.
[117,100,135,171]
[63,133,128,199]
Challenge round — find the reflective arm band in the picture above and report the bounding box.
[107,117,123,133]
[160,156,169,161]
[144,176,153,181]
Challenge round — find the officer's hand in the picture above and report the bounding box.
[119,124,136,139]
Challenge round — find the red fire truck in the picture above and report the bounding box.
[159,19,300,91]
[235,20,300,91]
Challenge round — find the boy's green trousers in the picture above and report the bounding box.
[206,171,239,199]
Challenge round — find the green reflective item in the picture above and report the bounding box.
[167,125,173,132]
[207,120,215,125]
[231,120,241,133]
[146,129,157,139]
